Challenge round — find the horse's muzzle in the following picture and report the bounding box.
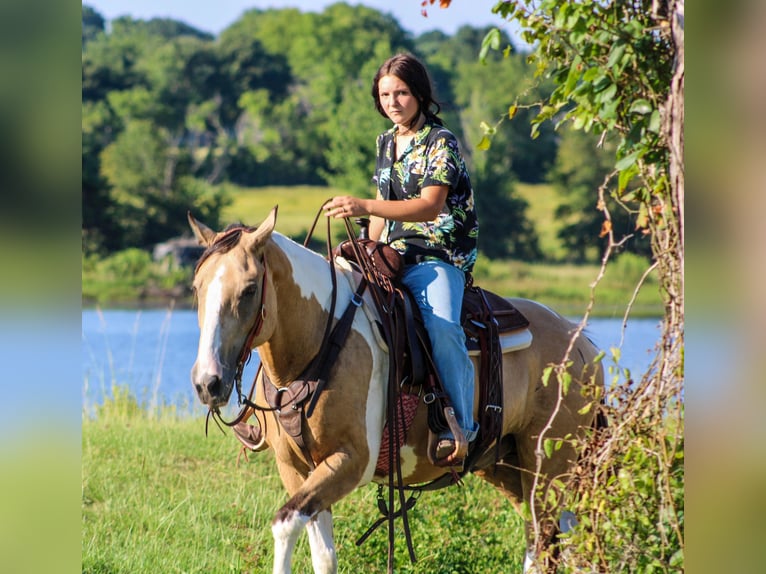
[192,371,231,408]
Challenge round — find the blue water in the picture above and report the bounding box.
[81,308,662,416]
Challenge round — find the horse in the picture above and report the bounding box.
[188,206,603,573]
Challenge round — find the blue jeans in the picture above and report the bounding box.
[401,260,478,442]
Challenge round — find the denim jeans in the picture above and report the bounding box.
[401,260,479,442]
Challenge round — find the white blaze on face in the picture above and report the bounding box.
[196,264,226,377]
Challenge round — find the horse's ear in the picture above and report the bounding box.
[244,206,279,251]
[188,212,217,247]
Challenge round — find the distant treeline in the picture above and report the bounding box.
[82,2,648,262]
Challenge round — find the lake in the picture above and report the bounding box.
[82,308,662,417]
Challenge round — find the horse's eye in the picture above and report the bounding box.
[242,284,259,298]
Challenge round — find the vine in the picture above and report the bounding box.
[474,0,684,571]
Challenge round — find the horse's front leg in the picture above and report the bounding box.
[271,508,336,574]
[306,510,336,574]
[272,449,369,574]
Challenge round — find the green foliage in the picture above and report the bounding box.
[480,1,683,570]
[559,405,685,573]
[492,0,675,236]
[82,248,192,303]
[81,4,568,261]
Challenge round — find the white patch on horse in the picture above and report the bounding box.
[398,444,418,479]
[272,510,310,574]
[196,264,226,376]
[357,303,388,484]
[272,233,335,310]
[306,510,338,574]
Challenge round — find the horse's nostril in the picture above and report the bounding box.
[194,383,203,395]
[205,374,221,396]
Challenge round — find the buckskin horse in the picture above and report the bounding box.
[188,206,603,573]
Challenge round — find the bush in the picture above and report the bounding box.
[82,248,192,303]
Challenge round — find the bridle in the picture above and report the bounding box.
[231,255,268,399]
[201,204,344,433]
[192,223,274,432]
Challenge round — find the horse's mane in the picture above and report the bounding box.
[194,223,256,275]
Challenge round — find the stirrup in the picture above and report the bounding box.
[232,420,268,452]
[429,407,468,468]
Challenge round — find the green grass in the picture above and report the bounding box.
[82,395,526,573]
[472,251,661,318]
[222,185,344,237]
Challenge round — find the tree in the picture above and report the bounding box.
[549,126,652,263]
[82,4,105,47]
[473,1,684,570]
[82,8,229,252]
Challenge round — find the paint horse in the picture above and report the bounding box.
[188,207,603,573]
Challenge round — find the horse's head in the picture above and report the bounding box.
[188,206,278,409]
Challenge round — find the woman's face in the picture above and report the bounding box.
[378,74,420,129]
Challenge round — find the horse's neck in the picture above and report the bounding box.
[257,235,336,385]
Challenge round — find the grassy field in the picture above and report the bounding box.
[82,396,527,573]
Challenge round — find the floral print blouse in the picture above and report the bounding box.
[372,121,479,273]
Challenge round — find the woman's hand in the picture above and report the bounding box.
[324,196,368,219]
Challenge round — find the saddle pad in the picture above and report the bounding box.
[466,327,533,356]
[375,393,420,475]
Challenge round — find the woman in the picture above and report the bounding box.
[325,53,479,462]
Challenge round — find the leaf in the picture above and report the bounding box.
[582,66,602,83]
[615,149,641,171]
[477,136,491,151]
[578,403,593,415]
[618,163,639,192]
[648,109,661,133]
[563,57,582,94]
[543,438,554,459]
[508,104,518,119]
[479,120,496,135]
[629,99,653,114]
[542,365,553,387]
[561,372,572,395]
[607,42,627,70]
[479,28,501,64]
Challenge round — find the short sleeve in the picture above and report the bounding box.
[421,130,460,190]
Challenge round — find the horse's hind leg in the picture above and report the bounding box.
[474,451,565,573]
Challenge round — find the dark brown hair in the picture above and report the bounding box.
[372,53,443,128]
